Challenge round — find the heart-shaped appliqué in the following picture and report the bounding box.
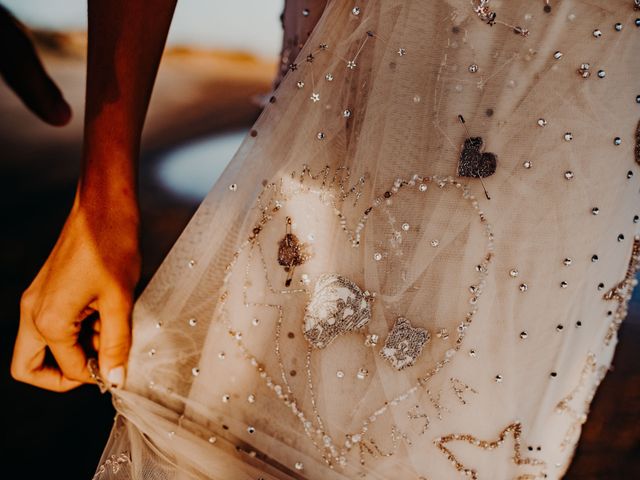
[303,273,373,349]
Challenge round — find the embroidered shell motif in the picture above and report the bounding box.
[380,317,430,370]
[303,273,373,349]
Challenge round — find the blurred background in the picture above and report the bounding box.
[0,1,638,478]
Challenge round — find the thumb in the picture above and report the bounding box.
[98,295,132,388]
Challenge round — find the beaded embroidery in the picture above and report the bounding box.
[380,317,430,370]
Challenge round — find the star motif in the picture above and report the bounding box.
[319,43,328,50]
[434,422,546,480]
[310,93,320,103]
[306,53,315,63]
[347,60,357,70]
[398,48,406,56]
[288,63,298,71]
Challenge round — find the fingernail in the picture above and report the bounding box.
[107,366,125,388]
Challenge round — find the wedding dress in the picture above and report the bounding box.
[92,1,640,478]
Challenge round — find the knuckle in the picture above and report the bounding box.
[33,312,61,338]
[19,290,35,311]
[101,338,131,360]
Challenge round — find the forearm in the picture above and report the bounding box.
[78,0,177,212]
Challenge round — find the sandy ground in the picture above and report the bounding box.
[0,33,637,479]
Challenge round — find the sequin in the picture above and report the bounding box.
[303,274,373,349]
[402,223,410,231]
[564,132,573,141]
[563,258,572,266]
[537,118,547,127]
[357,367,369,379]
[593,29,602,37]
[325,73,334,81]
[380,317,430,370]
[295,462,304,471]
[352,7,361,16]
[310,92,320,102]
[297,81,305,89]
[191,367,200,376]
[597,70,606,78]
[316,132,325,140]
[229,183,238,191]
[592,207,600,215]
[553,51,563,59]
[343,109,352,118]
[519,283,528,292]
[523,160,532,169]
[188,317,197,327]
[564,171,574,180]
[614,137,622,145]
[520,331,528,339]
[468,63,479,73]
[614,23,623,31]
[398,48,406,56]
[509,268,519,278]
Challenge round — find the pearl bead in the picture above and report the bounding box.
[373,252,382,261]
[188,317,198,326]
[614,23,623,31]
[593,29,602,37]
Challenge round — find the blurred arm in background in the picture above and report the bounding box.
[0,4,71,126]
[11,0,178,392]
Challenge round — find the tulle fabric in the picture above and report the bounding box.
[94,1,640,478]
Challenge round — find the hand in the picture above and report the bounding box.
[0,5,72,126]
[11,196,140,392]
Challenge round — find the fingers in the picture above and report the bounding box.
[98,294,132,388]
[0,5,72,126]
[11,319,83,392]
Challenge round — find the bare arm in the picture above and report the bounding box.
[11,0,177,392]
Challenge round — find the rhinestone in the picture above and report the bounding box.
[523,160,533,169]
[191,367,200,376]
[468,63,479,73]
[247,426,256,434]
[550,371,558,378]
[365,334,379,347]
[218,351,226,359]
[343,109,352,118]
[519,283,528,292]
[563,132,573,141]
[188,317,197,327]
[628,170,634,179]
[402,223,410,231]
[357,368,369,380]
[597,70,606,78]
[592,207,600,215]
[563,258,572,266]
[352,7,361,15]
[564,171,574,180]
[614,23,623,31]
[537,118,547,127]
[302,8,310,17]
[398,48,406,56]
[591,254,599,262]
[325,73,334,81]
[509,268,519,278]
[614,137,622,145]
[148,348,156,357]
[247,394,255,403]
[208,436,217,444]
[316,132,325,140]
[597,282,605,291]
[229,183,237,191]
[310,92,320,102]
[495,374,503,383]
[336,370,345,379]
[633,215,639,223]
[188,259,196,268]
[553,51,563,60]
[556,324,564,332]
[430,239,440,247]
[295,462,304,471]
[520,331,528,339]
[296,81,305,89]
[222,394,230,403]
[252,318,260,326]
[373,252,382,261]
[560,281,568,288]
[419,183,428,191]
[617,233,625,242]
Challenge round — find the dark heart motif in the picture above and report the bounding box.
[458,137,498,178]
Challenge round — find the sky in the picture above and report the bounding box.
[3,0,284,58]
